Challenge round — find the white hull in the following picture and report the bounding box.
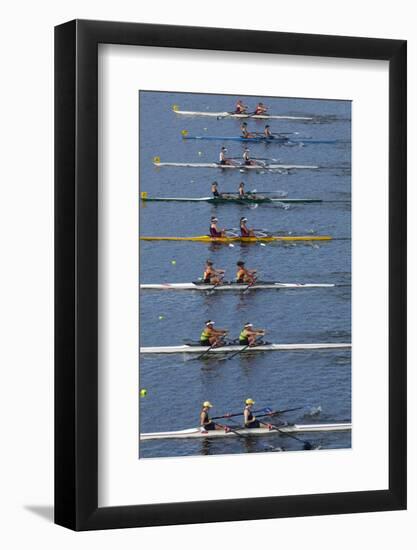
[173,109,313,121]
[154,162,318,170]
[140,342,351,354]
[140,282,335,291]
[141,423,351,441]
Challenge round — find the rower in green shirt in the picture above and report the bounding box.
[239,322,265,347]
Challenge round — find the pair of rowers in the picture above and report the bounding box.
[200,398,264,433]
[203,259,257,285]
[209,216,257,238]
[200,320,265,348]
[240,122,274,139]
[219,146,258,166]
[235,99,268,115]
[211,181,252,199]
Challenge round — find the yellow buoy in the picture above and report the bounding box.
[140,388,147,397]
[141,191,148,199]
[181,130,188,137]
[153,156,161,163]
[172,104,179,111]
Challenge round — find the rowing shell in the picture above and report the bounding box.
[141,195,322,204]
[153,161,319,170]
[182,135,336,145]
[140,235,331,243]
[173,109,313,121]
[140,423,352,441]
[140,343,351,354]
[140,282,335,291]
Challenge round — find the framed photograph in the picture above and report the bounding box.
[55,20,406,530]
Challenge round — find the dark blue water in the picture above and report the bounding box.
[139,91,351,458]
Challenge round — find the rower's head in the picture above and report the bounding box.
[241,121,247,126]
[203,401,213,409]
[237,261,245,267]
[258,102,264,106]
[265,124,270,128]
[206,260,213,266]
[212,181,218,187]
[211,216,218,223]
[239,182,245,187]
[244,323,253,328]
[240,217,248,225]
[245,398,255,406]
[205,320,215,327]
[221,146,227,151]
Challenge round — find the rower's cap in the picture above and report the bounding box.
[244,322,253,327]
[239,182,245,186]
[211,216,218,222]
[237,261,245,266]
[242,121,247,125]
[240,217,248,222]
[206,320,215,326]
[212,181,218,185]
[203,401,213,408]
[221,146,227,150]
[206,260,213,265]
[246,398,255,405]
[265,124,270,128]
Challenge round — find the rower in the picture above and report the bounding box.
[240,122,253,138]
[219,146,233,166]
[209,216,226,238]
[235,99,248,114]
[242,146,255,166]
[203,260,225,284]
[264,124,273,138]
[211,181,221,197]
[254,102,268,115]
[238,182,246,198]
[236,260,257,284]
[239,323,266,347]
[200,320,228,347]
[239,216,255,237]
[200,401,228,433]
[243,398,262,428]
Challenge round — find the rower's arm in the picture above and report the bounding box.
[200,411,206,426]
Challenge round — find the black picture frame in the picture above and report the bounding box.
[55,19,407,531]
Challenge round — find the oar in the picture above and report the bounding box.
[258,420,314,450]
[192,339,227,361]
[221,335,264,362]
[211,405,305,422]
[213,421,247,438]
[211,407,271,421]
[242,277,258,293]
[207,275,226,293]
[257,406,304,419]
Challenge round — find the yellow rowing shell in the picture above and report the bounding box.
[140,235,332,243]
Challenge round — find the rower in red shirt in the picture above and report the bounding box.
[209,216,226,238]
[235,99,248,114]
[254,102,268,115]
[239,216,256,237]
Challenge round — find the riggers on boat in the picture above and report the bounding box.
[172,106,313,121]
[140,281,335,291]
[140,423,352,441]
[140,342,352,354]
[140,192,322,204]
[153,160,319,170]
[139,235,332,243]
